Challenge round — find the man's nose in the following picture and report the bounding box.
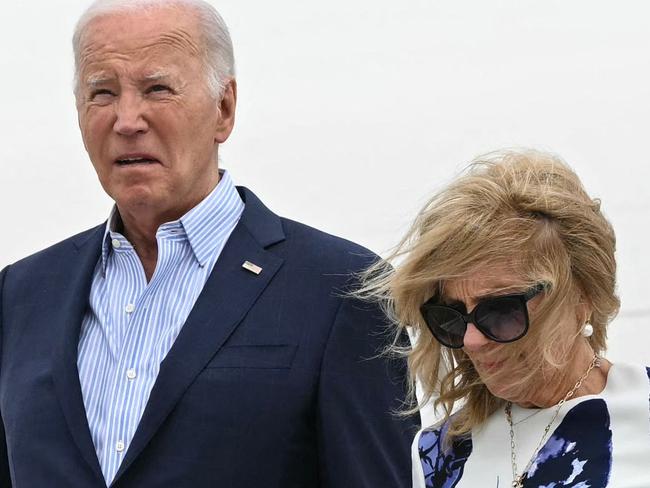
[113,94,149,136]
[463,322,490,351]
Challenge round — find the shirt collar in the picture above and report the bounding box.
[100,170,243,274]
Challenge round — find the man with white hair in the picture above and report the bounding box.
[0,1,417,487]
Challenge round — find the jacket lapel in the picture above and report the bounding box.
[112,188,285,484]
[50,225,106,484]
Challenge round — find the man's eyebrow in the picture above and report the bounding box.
[83,71,172,87]
[143,71,171,82]
[85,74,115,87]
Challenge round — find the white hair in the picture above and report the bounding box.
[72,0,235,98]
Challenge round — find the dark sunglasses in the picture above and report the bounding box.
[419,283,546,349]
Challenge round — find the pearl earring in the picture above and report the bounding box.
[581,324,594,337]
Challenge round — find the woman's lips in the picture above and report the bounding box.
[477,360,504,371]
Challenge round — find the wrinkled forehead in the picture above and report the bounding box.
[77,7,203,73]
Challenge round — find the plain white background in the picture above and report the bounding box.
[1,1,648,373]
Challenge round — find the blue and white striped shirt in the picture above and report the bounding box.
[77,171,244,484]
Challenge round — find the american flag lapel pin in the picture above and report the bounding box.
[242,261,263,275]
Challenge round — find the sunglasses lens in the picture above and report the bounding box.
[474,296,527,341]
[422,306,465,348]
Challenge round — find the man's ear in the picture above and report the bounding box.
[214,79,237,144]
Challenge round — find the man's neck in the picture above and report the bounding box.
[114,175,222,281]
[113,211,162,281]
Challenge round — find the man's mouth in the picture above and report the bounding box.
[115,155,160,166]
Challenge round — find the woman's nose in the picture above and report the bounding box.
[463,322,491,351]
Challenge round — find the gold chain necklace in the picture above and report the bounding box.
[505,354,600,488]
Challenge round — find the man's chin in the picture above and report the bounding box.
[113,189,164,214]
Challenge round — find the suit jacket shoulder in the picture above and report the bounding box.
[5,224,104,274]
[278,216,379,271]
[2,224,104,302]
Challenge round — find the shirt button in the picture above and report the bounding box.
[126,369,137,380]
[116,440,125,452]
[125,303,136,313]
[111,239,121,249]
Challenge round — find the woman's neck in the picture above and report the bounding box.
[515,345,611,409]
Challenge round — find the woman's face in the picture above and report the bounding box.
[442,268,545,401]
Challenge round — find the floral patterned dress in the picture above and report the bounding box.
[412,363,650,488]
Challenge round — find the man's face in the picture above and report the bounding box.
[76,7,235,221]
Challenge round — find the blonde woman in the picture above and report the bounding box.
[363,150,649,487]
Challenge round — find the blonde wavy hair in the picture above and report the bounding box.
[361,149,619,440]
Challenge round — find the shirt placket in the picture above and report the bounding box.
[102,243,149,482]
[103,231,184,483]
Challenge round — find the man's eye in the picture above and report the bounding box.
[89,89,114,100]
[147,84,171,94]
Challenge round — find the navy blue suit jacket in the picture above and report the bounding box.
[0,187,418,487]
